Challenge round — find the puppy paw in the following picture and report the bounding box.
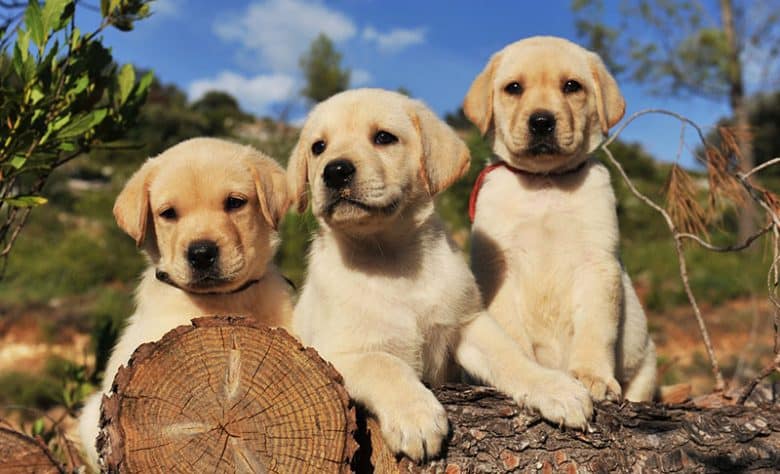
[571,369,622,402]
[377,387,449,462]
[519,372,593,430]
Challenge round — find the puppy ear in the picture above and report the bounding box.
[589,52,625,135]
[410,100,471,196]
[286,136,309,213]
[113,159,157,247]
[245,150,290,230]
[463,52,501,135]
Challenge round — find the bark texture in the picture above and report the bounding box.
[0,425,63,473]
[356,384,780,473]
[98,316,356,473]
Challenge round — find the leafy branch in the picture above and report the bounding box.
[0,0,153,275]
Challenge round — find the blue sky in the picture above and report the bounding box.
[84,0,752,166]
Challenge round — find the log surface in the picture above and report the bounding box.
[0,425,62,474]
[99,316,356,473]
[358,384,780,473]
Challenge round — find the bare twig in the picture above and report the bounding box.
[603,107,780,398]
[738,352,780,404]
[742,157,780,180]
[601,145,726,391]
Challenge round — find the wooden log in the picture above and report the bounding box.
[356,384,780,473]
[0,424,63,474]
[98,316,356,473]
[98,318,780,473]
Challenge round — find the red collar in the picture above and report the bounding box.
[468,159,589,222]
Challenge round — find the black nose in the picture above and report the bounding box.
[187,240,219,271]
[323,159,356,189]
[529,111,556,136]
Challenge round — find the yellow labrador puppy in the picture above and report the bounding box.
[77,138,293,469]
[464,36,656,402]
[289,88,592,462]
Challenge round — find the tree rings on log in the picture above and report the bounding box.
[0,425,63,474]
[98,316,356,473]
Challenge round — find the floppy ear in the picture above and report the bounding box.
[589,52,625,135]
[113,159,157,247]
[245,150,290,230]
[410,100,471,196]
[286,136,309,213]
[463,52,501,135]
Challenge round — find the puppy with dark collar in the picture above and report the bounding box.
[465,36,656,403]
[77,138,293,469]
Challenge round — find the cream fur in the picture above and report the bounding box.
[77,138,293,470]
[290,89,592,462]
[465,36,656,403]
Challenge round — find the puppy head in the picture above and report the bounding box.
[114,138,289,293]
[288,88,469,235]
[464,36,624,173]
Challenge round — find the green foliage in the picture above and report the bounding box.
[299,33,350,104]
[0,0,153,273]
[191,90,253,136]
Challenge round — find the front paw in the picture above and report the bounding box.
[571,368,622,402]
[376,387,449,462]
[520,371,593,430]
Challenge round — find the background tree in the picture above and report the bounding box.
[572,0,780,240]
[0,0,153,275]
[299,33,350,104]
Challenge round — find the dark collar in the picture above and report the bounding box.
[155,270,263,296]
[468,158,590,222]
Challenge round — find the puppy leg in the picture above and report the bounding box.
[456,313,592,428]
[328,352,448,462]
[77,392,102,471]
[623,340,657,402]
[568,258,622,401]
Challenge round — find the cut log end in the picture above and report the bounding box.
[0,426,63,474]
[98,316,356,473]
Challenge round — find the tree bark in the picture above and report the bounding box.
[720,0,757,241]
[357,384,780,473]
[0,424,63,474]
[98,316,356,473]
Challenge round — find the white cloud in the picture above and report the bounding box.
[362,26,426,53]
[214,0,357,73]
[151,0,182,17]
[188,71,297,115]
[351,69,372,86]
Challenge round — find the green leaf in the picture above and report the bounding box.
[59,141,75,152]
[25,0,45,49]
[137,70,153,95]
[42,0,69,33]
[100,0,109,16]
[10,154,27,169]
[51,113,71,131]
[116,63,135,105]
[29,87,44,104]
[32,418,45,436]
[58,108,108,138]
[16,28,30,61]
[70,26,80,50]
[69,74,89,96]
[4,196,48,208]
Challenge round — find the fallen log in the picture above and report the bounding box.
[97,317,780,473]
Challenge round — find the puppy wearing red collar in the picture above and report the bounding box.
[465,37,656,403]
[77,138,293,469]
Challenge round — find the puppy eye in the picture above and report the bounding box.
[504,82,523,95]
[159,208,177,220]
[374,130,398,145]
[225,196,247,211]
[311,140,326,155]
[563,80,582,94]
